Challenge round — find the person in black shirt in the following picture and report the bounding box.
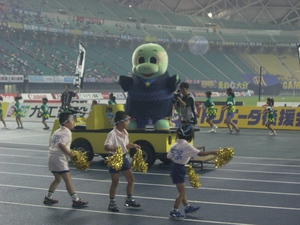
[176,82,197,125]
[61,85,79,113]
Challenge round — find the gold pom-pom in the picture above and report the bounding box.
[213,147,234,168]
[186,165,201,189]
[71,150,90,171]
[131,149,148,173]
[105,146,123,171]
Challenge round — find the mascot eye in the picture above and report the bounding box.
[138,57,145,64]
[150,57,157,64]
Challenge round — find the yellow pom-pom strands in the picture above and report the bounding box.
[131,149,148,173]
[105,146,123,171]
[186,165,201,189]
[213,147,234,169]
[71,150,90,171]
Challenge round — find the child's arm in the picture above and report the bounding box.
[197,149,218,157]
[126,143,141,150]
[104,145,118,152]
[59,143,72,157]
[222,105,228,111]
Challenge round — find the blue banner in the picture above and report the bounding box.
[242,74,280,86]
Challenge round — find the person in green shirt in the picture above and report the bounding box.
[221,88,240,134]
[200,91,218,133]
[262,97,277,136]
[0,96,7,129]
[108,93,117,105]
[40,98,50,130]
[14,96,24,129]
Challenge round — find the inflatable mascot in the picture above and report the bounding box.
[119,43,180,129]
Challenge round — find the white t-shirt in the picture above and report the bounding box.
[104,127,129,154]
[48,126,71,171]
[167,139,200,165]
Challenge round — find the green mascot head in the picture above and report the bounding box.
[132,43,168,80]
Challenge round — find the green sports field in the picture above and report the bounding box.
[195,95,300,106]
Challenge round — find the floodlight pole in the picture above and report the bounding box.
[258,66,263,102]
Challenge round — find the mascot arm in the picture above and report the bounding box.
[119,76,133,92]
[167,74,181,92]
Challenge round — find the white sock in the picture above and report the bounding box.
[71,193,79,201]
[47,191,53,198]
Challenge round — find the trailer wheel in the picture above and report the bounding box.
[141,145,156,167]
[100,154,108,159]
[71,139,94,161]
[131,141,156,167]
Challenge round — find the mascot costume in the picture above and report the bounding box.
[119,43,180,129]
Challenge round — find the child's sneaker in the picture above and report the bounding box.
[169,210,186,220]
[43,196,58,205]
[125,199,141,207]
[108,202,119,212]
[269,131,273,135]
[213,125,218,133]
[185,205,200,214]
[72,199,88,208]
[227,130,234,134]
[235,129,240,134]
[208,128,214,133]
[270,131,277,136]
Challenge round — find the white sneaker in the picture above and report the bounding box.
[272,131,277,136]
[213,126,218,132]
[208,129,214,133]
[269,131,273,135]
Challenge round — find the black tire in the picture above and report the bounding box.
[71,139,94,161]
[131,141,156,167]
[100,154,108,159]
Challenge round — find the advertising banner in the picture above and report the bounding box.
[4,103,91,122]
[198,106,300,130]
[0,75,24,83]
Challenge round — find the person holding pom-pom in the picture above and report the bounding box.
[104,111,141,212]
[167,125,219,220]
[43,112,88,208]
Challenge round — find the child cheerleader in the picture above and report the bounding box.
[0,96,7,129]
[262,97,277,136]
[200,91,218,133]
[221,88,240,134]
[40,98,50,130]
[167,124,219,219]
[14,96,23,129]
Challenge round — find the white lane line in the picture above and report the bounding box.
[1,171,300,189]
[0,154,46,159]
[0,200,253,225]
[234,156,300,162]
[0,133,50,141]
[0,185,299,212]
[1,174,300,197]
[0,152,300,168]
[1,146,300,161]
[1,161,300,176]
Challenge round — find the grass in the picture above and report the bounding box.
[195,95,300,106]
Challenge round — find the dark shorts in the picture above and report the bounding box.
[206,115,216,120]
[51,170,69,175]
[170,163,186,184]
[108,154,131,173]
[227,112,235,119]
